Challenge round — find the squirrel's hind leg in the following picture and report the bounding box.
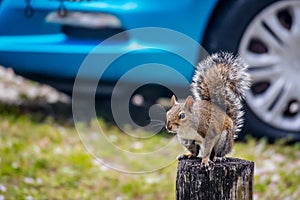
[213,129,234,162]
[210,149,225,162]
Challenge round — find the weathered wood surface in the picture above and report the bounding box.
[176,157,254,200]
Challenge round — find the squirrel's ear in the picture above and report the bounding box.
[171,95,178,106]
[184,96,194,112]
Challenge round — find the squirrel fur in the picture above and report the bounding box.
[166,52,250,167]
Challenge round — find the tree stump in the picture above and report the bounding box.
[176,157,254,200]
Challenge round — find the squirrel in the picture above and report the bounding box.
[166,52,250,167]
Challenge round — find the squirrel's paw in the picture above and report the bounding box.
[177,154,197,160]
[200,159,215,170]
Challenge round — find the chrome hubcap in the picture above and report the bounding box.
[239,1,300,131]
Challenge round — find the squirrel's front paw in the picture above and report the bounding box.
[201,158,215,170]
[177,153,197,160]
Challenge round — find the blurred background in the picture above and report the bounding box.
[0,0,300,199]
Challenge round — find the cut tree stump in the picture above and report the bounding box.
[176,157,254,200]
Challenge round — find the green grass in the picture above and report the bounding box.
[0,106,300,199]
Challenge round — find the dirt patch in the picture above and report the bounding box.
[0,66,70,105]
[0,66,72,122]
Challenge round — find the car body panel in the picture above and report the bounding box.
[0,0,218,85]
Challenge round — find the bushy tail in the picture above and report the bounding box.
[191,52,250,137]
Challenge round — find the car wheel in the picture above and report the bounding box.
[203,0,300,141]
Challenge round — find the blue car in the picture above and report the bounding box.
[1,0,300,141]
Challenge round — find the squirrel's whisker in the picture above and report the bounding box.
[148,119,165,123]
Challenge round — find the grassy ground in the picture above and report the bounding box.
[0,105,300,200]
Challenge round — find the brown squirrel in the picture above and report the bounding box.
[166,52,250,167]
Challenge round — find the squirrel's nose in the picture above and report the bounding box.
[166,121,172,131]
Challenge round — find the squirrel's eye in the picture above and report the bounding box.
[179,112,185,120]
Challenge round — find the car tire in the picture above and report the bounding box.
[202,0,300,141]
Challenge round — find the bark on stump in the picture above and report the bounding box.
[176,157,254,200]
